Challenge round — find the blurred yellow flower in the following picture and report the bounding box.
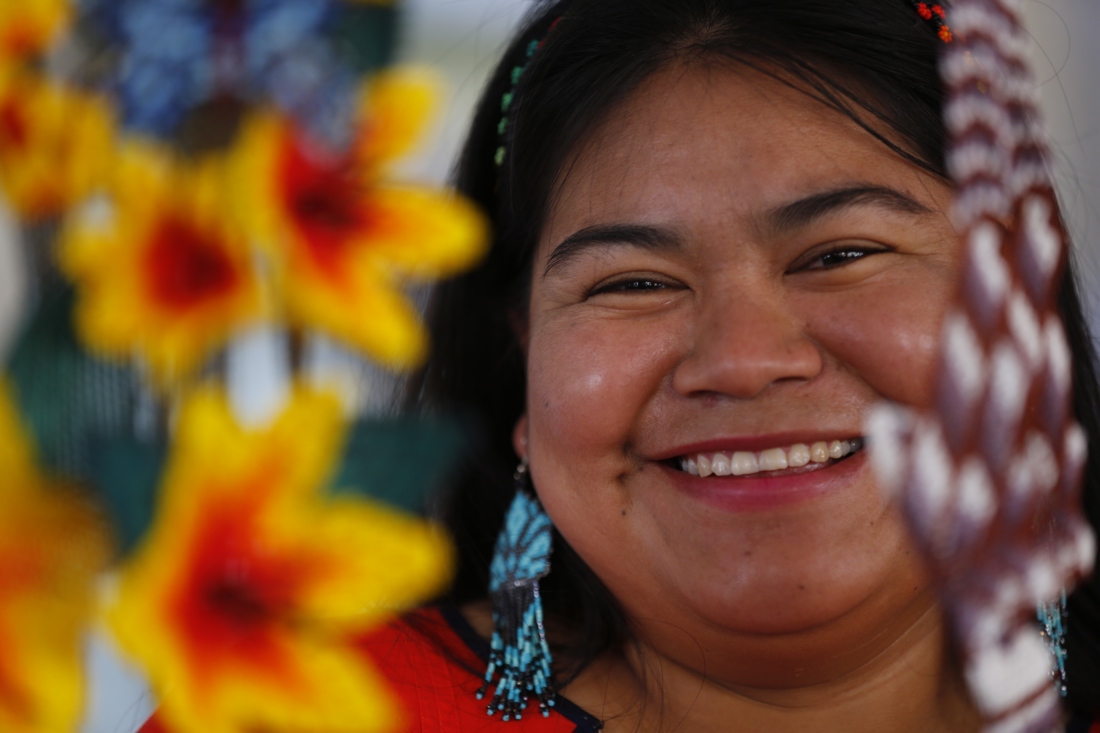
[0,68,112,220]
[0,0,71,62]
[0,383,108,733]
[108,386,452,733]
[235,67,488,370]
[59,144,265,387]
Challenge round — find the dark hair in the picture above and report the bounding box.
[405,0,1100,714]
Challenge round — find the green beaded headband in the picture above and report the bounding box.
[494,16,563,169]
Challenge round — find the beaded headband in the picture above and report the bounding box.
[493,16,562,169]
[492,2,950,173]
[913,1,953,42]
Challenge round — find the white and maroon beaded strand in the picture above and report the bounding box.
[868,1,1095,732]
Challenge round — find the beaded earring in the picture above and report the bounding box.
[476,459,556,720]
[1038,589,1068,697]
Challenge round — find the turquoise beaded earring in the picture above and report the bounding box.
[1038,589,1068,697]
[476,459,556,721]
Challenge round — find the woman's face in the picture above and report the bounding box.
[517,64,961,678]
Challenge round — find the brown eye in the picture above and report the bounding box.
[589,278,669,296]
[800,245,887,271]
[818,250,866,268]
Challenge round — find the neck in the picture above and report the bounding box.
[559,593,981,733]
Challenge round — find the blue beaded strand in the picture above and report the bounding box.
[1037,588,1068,697]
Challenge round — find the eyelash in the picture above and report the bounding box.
[800,244,887,270]
[587,244,885,296]
[588,277,670,296]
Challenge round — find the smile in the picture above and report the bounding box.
[677,438,865,477]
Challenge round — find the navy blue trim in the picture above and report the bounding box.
[439,607,1100,732]
[439,605,604,732]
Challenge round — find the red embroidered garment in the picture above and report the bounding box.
[136,606,1098,732]
[137,606,601,733]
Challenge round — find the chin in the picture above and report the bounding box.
[580,512,929,633]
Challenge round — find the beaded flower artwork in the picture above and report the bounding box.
[0,1,484,732]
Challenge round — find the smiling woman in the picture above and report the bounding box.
[524,64,955,652]
[395,1,1100,732]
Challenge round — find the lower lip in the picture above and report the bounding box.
[659,450,869,511]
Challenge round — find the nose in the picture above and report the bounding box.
[672,286,823,399]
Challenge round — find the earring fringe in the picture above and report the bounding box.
[1038,589,1068,697]
[476,461,555,720]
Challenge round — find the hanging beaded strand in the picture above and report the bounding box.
[867,0,1095,729]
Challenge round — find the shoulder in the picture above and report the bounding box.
[138,607,594,733]
[357,606,593,732]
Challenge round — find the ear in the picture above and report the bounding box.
[512,413,529,460]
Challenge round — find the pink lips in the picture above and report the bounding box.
[658,447,868,511]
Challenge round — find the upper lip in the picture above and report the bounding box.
[647,432,864,461]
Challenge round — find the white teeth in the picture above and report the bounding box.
[759,448,789,471]
[678,438,862,476]
[698,454,712,477]
[731,451,758,475]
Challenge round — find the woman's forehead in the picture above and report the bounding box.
[541,63,949,251]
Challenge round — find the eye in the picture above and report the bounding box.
[794,244,890,272]
[588,277,672,297]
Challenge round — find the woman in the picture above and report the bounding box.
[386,0,1100,731]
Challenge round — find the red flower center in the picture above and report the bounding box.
[168,484,321,694]
[0,98,29,153]
[278,134,373,279]
[202,577,275,628]
[145,216,240,311]
[291,183,361,240]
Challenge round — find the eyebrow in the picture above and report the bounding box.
[543,223,681,277]
[763,184,934,235]
[542,184,934,277]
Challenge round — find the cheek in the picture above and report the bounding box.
[803,276,954,409]
[525,315,684,456]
